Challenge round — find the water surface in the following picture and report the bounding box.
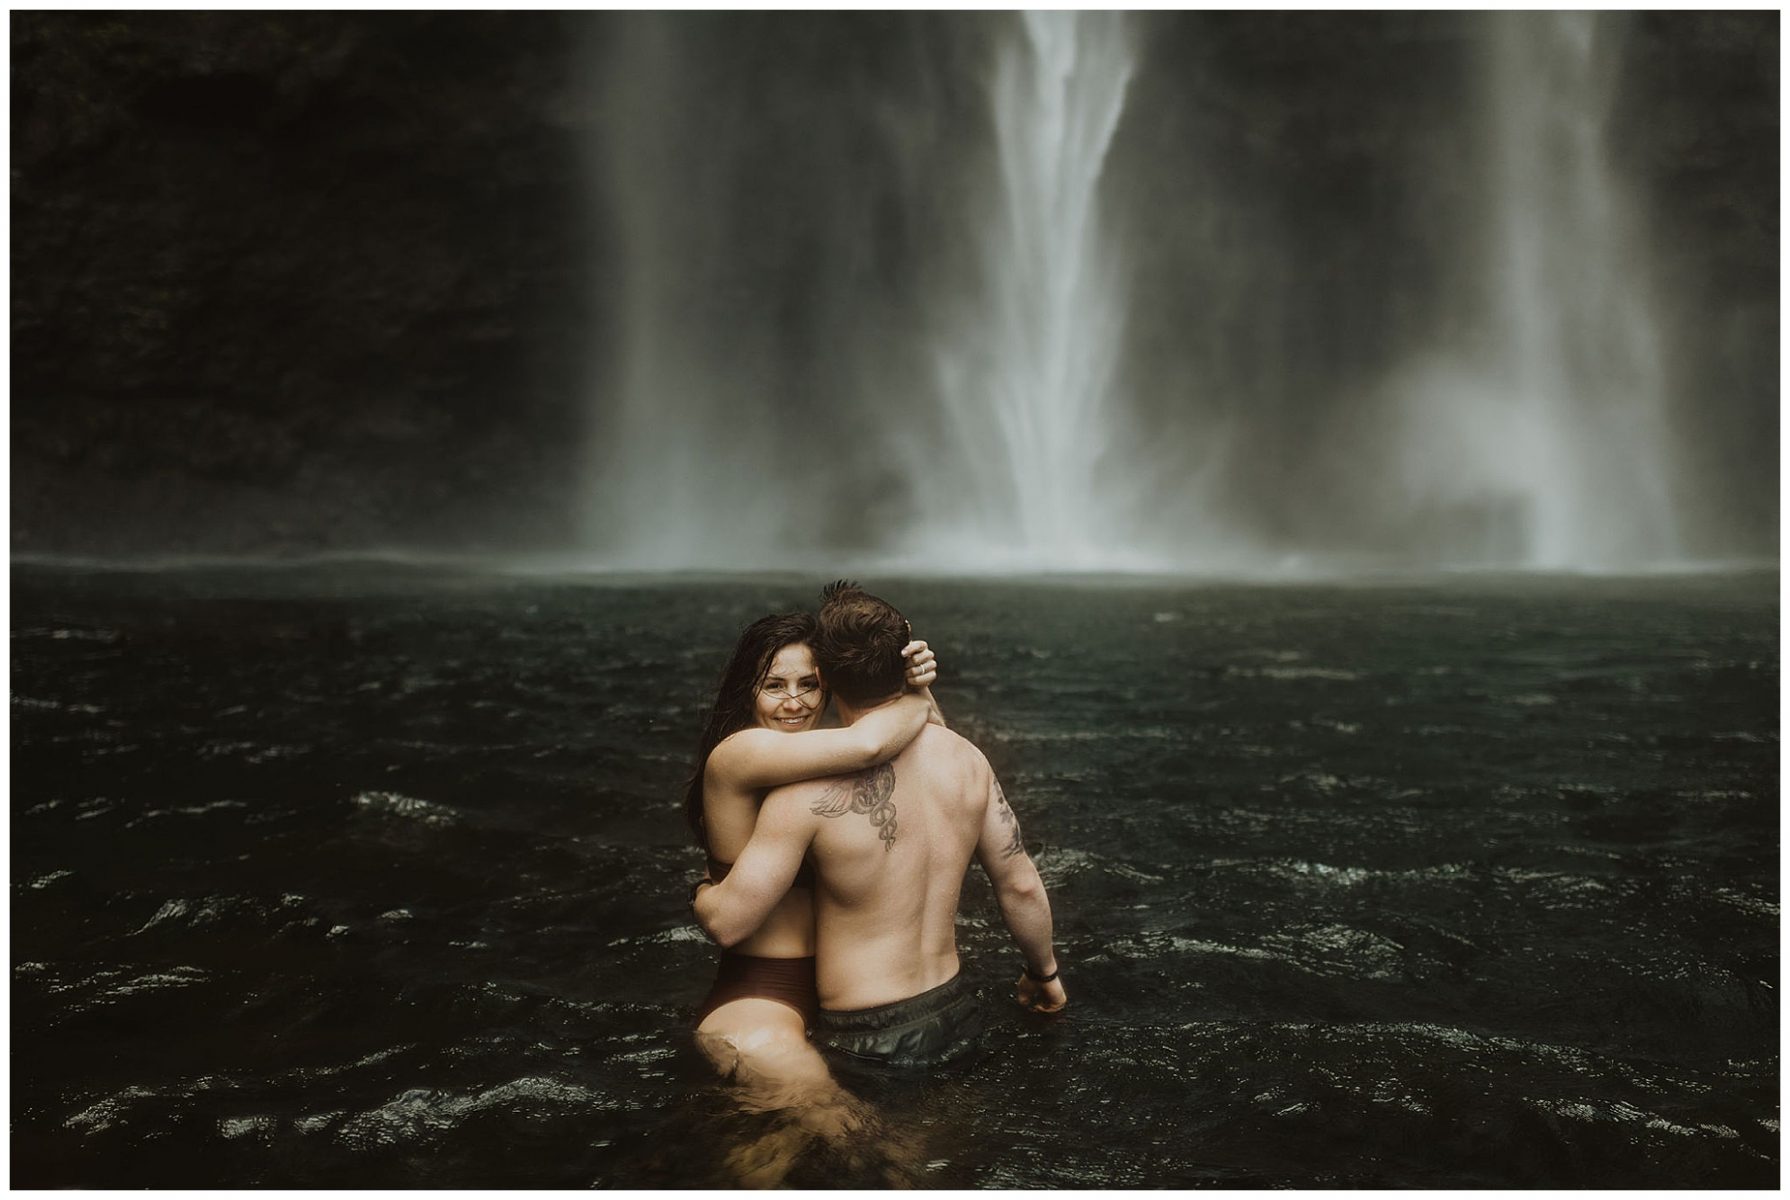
[11,563,1778,1186]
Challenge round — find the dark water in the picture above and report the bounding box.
[11,562,1779,1187]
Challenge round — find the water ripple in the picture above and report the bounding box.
[351,790,456,826]
[334,1077,612,1150]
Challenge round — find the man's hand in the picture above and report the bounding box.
[1015,971,1066,1014]
[689,875,714,913]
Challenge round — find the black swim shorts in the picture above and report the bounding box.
[814,972,985,1071]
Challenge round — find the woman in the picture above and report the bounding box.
[685,611,940,1074]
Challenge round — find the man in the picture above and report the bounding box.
[693,581,1066,1071]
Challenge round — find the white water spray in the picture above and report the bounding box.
[577,14,1701,575]
[577,17,784,570]
[1393,12,1679,568]
[914,12,1137,569]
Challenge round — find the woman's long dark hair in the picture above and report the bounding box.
[683,611,819,850]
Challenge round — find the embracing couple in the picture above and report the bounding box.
[688,581,1064,1100]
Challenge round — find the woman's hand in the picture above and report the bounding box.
[901,639,938,689]
[902,640,947,727]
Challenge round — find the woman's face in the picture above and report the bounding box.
[754,642,824,733]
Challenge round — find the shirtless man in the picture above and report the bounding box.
[693,581,1066,1071]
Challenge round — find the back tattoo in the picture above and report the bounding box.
[812,762,898,850]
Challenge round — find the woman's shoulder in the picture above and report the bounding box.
[705,727,772,786]
[707,726,764,769]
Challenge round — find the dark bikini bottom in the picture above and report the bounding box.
[696,953,818,1031]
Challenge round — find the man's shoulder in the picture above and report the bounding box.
[910,724,993,781]
[763,761,892,799]
[762,768,890,836]
[905,728,996,832]
[763,771,842,803]
[748,776,838,836]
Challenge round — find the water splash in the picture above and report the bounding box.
[916,12,1137,569]
[1389,12,1680,569]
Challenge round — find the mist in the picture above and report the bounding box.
[11,12,1778,570]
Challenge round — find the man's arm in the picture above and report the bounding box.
[973,773,1065,1012]
[692,786,820,948]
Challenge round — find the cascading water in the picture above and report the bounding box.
[578,13,1141,573]
[576,13,1709,575]
[578,16,783,571]
[1390,12,1680,569]
[913,12,1138,569]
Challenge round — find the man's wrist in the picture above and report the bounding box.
[689,877,713,910]
[1023,959,1059,983]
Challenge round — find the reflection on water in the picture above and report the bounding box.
[11,563,1778,1187]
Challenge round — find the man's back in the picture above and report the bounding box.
[697,709,1063,1064]
[776,724,990,1010]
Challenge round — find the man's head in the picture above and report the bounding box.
[813,580,911,709]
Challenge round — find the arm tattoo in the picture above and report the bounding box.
[993,780,1024,859]
[811,762,898,851]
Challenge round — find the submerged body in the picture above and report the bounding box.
[692,635,935,1055]
[696,584,1065,1073]
[698,721,1061,1069]
[681,615,941,1183]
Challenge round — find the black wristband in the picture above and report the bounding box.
[1024,962,1059,983]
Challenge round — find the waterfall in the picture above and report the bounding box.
[581,13,1139,573]
[1391,12,1680,569]
[573,14,1703,575]
[915,12,1138,569]
[578,16,788,570]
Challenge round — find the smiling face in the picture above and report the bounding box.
[753,642,825,733]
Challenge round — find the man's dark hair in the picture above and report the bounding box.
[813,580,910,708]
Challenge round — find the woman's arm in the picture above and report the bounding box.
[903,640,947,728]
[914,685,948,729]
[708,692,933,790]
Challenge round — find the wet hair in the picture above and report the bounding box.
[812,579,911,709]
[683,611,818,848]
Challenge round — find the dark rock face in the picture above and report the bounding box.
[13,12,594,555]
[10,13,1778,559]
